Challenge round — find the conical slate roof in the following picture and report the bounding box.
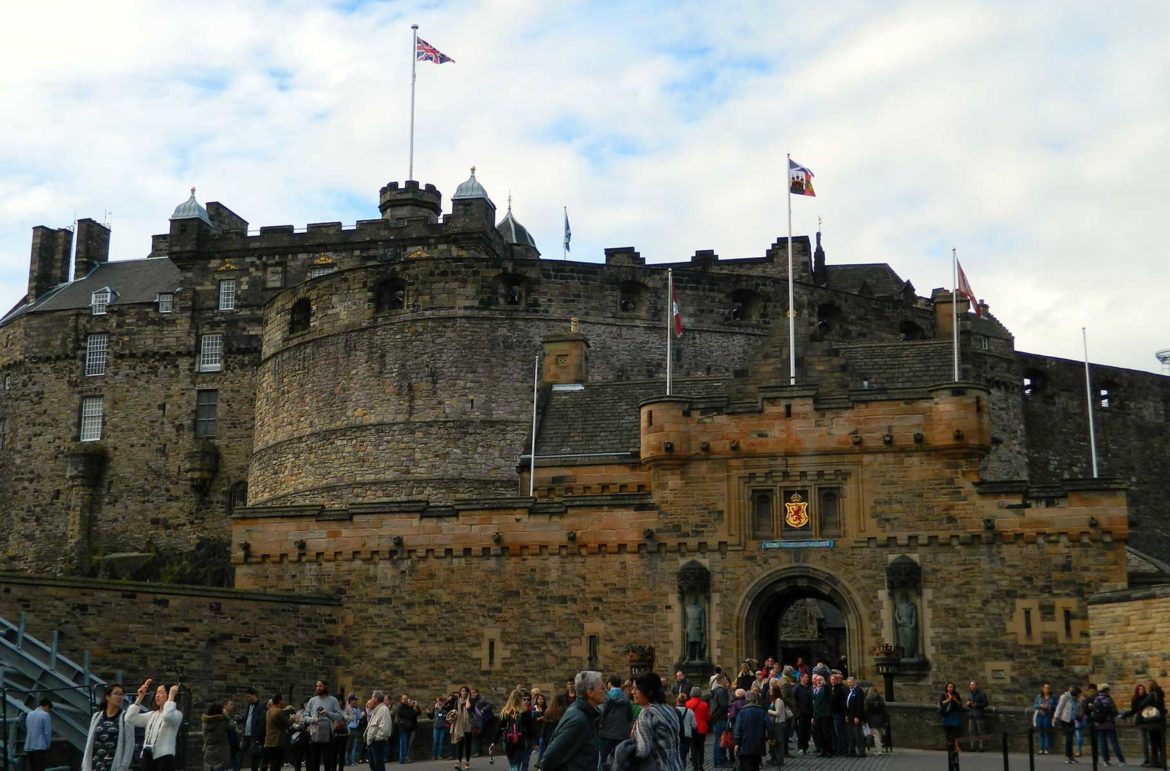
[170,188,212,225]
[497,204,537,249]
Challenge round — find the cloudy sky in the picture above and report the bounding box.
[1,0,1167,373]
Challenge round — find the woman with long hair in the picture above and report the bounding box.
[540,693,567,766]
[627,672,683,771]
[939,682,963,754]
[1130,682,1150,766]
[83,683,134,771]
[203,703,232,771]
[531,693,549,764]
[1144,680,1166,767]
[491,691,534,771]
[1032,682,1057,755]
[449,687,474,771]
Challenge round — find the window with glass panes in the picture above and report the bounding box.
[80,396,104,442]
[91,289,111,315]
[218,279,236,310]
[195,389,218,438]
[85,333,108,376]
[157,293,174,313]
[199,334,223,372]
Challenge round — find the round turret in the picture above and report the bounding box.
[378,180,442,223]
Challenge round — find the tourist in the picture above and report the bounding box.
[1127,682,1152,766]
[126,680,183,771]
[395,695,419,764]
[1075,685,1095,758]
[671,672,692,700]
[241,688,267,771]
[625,682,641,724]
[24,697,52,771]
[333,693,353,771]
[708,674,730,768]
[864,685,890,754]
[364,691,391,771]
[448,687,473,771]
[829,672,846,757]
[843,676,866,758]
[1032,681,1057,755]
[810,674,833,758]
[598,674,632,768]
[730,691,767,771]
[530,692,548,765]
[611,672,680,771]
[429,694,454,761]
[1144,680,1166,767]
[1053,684,1081,763]
[304,681,345,771]
[735,662,754,692]
[766,680,789,767]
[203,703,233,771]
[83,684,133,771]
[684,687,710,771]
[674,694,696,767]
[288,705,308,771]
[540,693,567,766]
[707,667,723,690]
[262,693,295,771]
[347,695,367,766]
[1092,684,1126,766]
[491,690,534,771]
[939,681,963,754]
[792,672,812,755]
[964,680,989,752]
[223,701,240,771]
[541,671,605,771]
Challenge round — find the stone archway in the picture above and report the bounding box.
[738,566,867,678]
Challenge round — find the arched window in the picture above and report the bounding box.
[289,298,311,334]
[493,273,526,306]
[819,489,842,535]
[753,491,773,538]
[227,481,249,514]
[374,278,407,312]
[619,281,647,313]
[899,320,925,340]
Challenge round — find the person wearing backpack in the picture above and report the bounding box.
[1092,684,1126,766]
[491,691,534,771]
[674,694,696,768]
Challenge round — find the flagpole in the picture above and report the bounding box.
[666,269,673,396]
[952,248,959,382]
[409,24,418,181]
[529,353,540,496]
[787,153,796,385]
[1082,328,1099,478]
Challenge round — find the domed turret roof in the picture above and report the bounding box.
[497,199,537,249]
[170,187,212,225]
[452,166,493,204]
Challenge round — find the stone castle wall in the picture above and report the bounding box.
[1088,585,1170,684]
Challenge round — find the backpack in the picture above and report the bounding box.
[1092,697,1112,723]
[506,717,523,748]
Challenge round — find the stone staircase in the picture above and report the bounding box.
[0,612,107,770]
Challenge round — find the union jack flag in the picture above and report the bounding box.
[416,37,454,64]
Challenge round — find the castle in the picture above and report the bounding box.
[2,169,1169,707]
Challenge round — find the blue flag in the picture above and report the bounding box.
[563,208,571,253]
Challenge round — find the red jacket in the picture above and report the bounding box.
[686,697,711,736]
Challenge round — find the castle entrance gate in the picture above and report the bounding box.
[739,567,864,676]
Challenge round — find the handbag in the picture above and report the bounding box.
[1141,706,1161,720]
[719,730,734,749]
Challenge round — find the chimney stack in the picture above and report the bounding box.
[27,226,73,303]
[74,218,111,280]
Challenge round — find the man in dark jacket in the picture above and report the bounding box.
[810,675,833,758]
[829,673,847,757]
[241,688,268,771]
[708,675,731,768]
[843,677,867,757]
[596,675,631,769]
[792,674,812,756]
[732,693,769,771]
[541,672,605,771]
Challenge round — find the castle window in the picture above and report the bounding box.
[899,320,925,341]
[819,488,842,535]
[79,396,104,442]
[289,299,311,335]
[619,281,646,313]
[977,335,990,350]
[157,293,174,313]
[195,389,218,438]
[1022,369,1045,397]
[199,334,223,372]
[308,265,334,280]
[730,289,763,322]
[752,491,774,538]
[218,279,237,311]
[85,333,108,377]
[816,303,841,331]
[0,416,7,449]
[229,481,248,512]
[1098,383,1116,409]
[90,288,111,315]
[495,274,525,306]
[374,278,407,312]
[265,266,285,289]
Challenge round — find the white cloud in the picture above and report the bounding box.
[0,0,1167,373]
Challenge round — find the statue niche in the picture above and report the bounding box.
[886,555,924,665]
[677,560,711,663]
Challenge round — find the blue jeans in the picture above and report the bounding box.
[518,741,531,771]
[1036,714,1053,752]
[711,719,728,766]
[432,724,449,760]
[398,731,413,763]
[1097,728,1124,764]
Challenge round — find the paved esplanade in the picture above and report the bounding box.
[396,750,1055,771]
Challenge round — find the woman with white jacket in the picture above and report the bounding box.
[83,683,135,771]
[125,679,184,771]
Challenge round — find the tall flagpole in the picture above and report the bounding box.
[529,353,539,496]
[786,154,796,385]
[409,24,418,180]
[1083,328,1099,478]
[952,248,959,382]
[666,269,674,395]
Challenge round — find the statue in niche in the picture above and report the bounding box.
[895,594,919,660]
[684,598,707,661]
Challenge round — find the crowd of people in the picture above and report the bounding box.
[29,658,1165,771]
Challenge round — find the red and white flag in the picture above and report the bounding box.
[956,260,981,316]
[788,159,816,197]
[672,282,683,337]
